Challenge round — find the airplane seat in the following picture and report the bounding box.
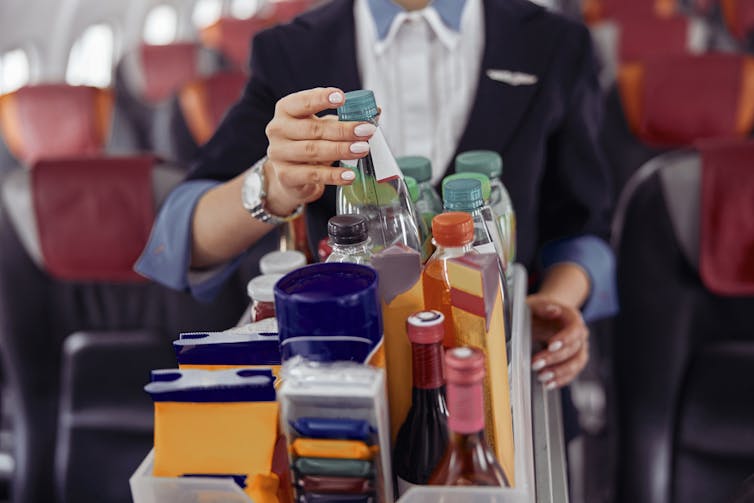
[601,52,754,199]
[582,0,680,25]
[198,1,315,71]
[611,139,754,503]
[718,0,754,51]
[590,14,710,90]
[161,70,247,166]
[199,16,275,70]
[0,84,131,174]
[0,156,260,503]
[114,43,225,164]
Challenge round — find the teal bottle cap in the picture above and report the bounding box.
[443,172,491,202]
[442,178,484,211]
[337,90,378,122]
[397,156,432,182]
[455,150,503,178]
[404,176,420,203]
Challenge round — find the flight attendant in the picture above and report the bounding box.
[137,0,618,392]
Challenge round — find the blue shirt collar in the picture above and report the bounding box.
[366,0,467,40]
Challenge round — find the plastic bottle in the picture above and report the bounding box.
[404,176,434,262]
[397,155,443,216]
[422,212,477,348]
[259,250,307,275]
[247,273,284,323]
[455,150,516,267]
[335,90,421,254]
[325,215,373,265]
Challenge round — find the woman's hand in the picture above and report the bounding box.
[527,293,590,390]
[263,87,377,217]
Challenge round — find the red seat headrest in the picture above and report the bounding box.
[200,17,272,69]
[583,0,677,24]
[140,43,202,103]
[0,85,113,165]
[721,0,754,41]
[31,156,156,282]
[617,15,692,62]
[179,71,247,145]
[698,139,754,296]
[618,54,754,147]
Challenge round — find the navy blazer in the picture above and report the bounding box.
[186,0,613,271]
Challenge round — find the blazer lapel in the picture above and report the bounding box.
[452,0,561,171]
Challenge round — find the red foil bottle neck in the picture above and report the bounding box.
[411,342,444,389]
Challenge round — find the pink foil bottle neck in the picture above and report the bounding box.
[445,347,486,434]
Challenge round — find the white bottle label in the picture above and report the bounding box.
[369,127,403,183]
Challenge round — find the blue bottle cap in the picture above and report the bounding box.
[274,263,382,362]
[337,90,378,122]
[442,178,484,212]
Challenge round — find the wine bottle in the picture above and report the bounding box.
[393,310,449,495]
[429,347,509,487]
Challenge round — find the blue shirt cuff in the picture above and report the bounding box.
[134,180,245,302]
[540,235,619,322]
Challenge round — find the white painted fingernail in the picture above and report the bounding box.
[532,359,546,371]
[538,371,555,383]
[350,142,370,154]
[341,170,356,181]
[545,381,558,391]
[545,304,559,314]
[328,92,343,104]
[548,341,563,352]
[354,123,377,137]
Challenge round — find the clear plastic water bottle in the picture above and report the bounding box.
[455,151,516,267]
[325,215,373,265]
[443,178,512,342]
[397,156,443,216]
[336,90,421,255]
[405,176,434,262]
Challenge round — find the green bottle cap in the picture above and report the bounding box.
[404,176,420,203]
[443,172,491,202]
[337,90,378,122]
[455,150,503,178]
[397,156,432,182]
[442,178,484,212]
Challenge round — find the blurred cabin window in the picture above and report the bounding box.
[65,24,115,87]
[192,0,223,28]
[0,49,31,94]
[231,0,262,19]
[144,5,179,45]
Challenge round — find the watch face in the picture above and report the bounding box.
[242,171,264,211]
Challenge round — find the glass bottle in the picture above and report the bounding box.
[259,250,307,276]
[455,150,516,267]
[442,178,512,342]
[247,273,284,323]
[422,212,477,348]
[428,347,509,487]
[397,155,443,217]
[404,176,434,262]
[325,215,373,265]
[393,310,449,494]
[335,90,421,255]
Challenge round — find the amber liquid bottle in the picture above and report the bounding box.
[429,347,509,487]
[422,212,477,347]
[393,311,449,495]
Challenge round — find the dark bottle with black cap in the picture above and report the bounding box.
[325,215,373,265]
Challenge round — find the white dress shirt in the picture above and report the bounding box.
[354,0,484,185]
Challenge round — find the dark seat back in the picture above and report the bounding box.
[0,156,249,502]
[612,139,754,503]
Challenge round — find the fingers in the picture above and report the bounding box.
[276,87,345,118]
[274,116,377,141]
[535,342,589,390]
[268,139,370,165]
[275,163,356,188]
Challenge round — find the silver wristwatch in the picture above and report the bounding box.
[241,156,303,224]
